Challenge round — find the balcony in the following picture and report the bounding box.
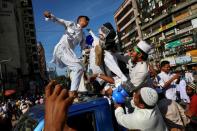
[141,0,196,30]
[121,28,136,40]
[117,9,134,25]
[120,17,136,32]
[122,41,132,49]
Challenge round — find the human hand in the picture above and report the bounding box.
[172,73,180,80]
[89,74,98,82]
[44,80,74,131]
[44,11,52,18]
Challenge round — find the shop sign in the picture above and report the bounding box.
[158,21,176,32]
[180,36,193,44]
[174,12,190,22]
[166,21,176,29]
[165,40,181,49]
[175,56,192,64]
[162,57,176,66]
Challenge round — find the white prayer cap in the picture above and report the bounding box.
[140,87,158,107]
[137,41,153,54]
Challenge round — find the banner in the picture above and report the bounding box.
[165,36,193,49]
[162,57,176,66]
[175,56,192,64]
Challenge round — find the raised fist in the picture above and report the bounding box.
[44,11,51,18]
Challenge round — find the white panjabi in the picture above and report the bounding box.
[46,14,86,91]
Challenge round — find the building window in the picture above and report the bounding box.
[24,23,29,28]
[31,39,36,44]
[32,47,37,52]
[21,0,29,7]
[27,9,33,15]
[23,10,27,15]
[161,16,172,26]
[30,31,34,37]
[29,24,34,29]
[28,17,33,21]
[34,63,39,70]
[67,112,96,131]
[176,21,192,31]
[2,2,8,8]
[25,31,30,36]
[116,3,132,22]
[25,38,31,43]
[24,17,28,22]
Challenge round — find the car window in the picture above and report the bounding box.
[67,112,97,131]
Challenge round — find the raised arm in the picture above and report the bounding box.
[44,11,72,27]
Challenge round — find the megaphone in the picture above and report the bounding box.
[112,85,129,104]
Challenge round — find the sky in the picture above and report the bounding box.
[32,0,123,75]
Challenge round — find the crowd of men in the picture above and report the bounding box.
[0,11,196,131]
[0,95,44,130]
[42,11,197,131]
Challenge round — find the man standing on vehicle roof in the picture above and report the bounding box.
[44,11,89,98]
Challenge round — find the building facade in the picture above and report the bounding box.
[138,0,197,67]
[0,0,39,91]
[114,0,142,53]
[114,0,197,68]
[37,42,47,81]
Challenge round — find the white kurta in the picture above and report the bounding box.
[176,79,190,103]
[88,30,128,83]
[104,51,128,82]
[47,15,86,91]
[127,60,149,87]
[115,101,168,131]
[157,71,177,100]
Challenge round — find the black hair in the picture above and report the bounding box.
[77,16,90,23]
[136,47,148,61]
[160,61,170,68]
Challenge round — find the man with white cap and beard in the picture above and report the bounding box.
[94,40,153,94]
[114,87,168,131]
[125,40,153,92]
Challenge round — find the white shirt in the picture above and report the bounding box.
[128,60,149,87]
[176,79,190,103]
[115,103,168,131]
[185,72,194,83]
[157,71,177,100]
[46,15,86,67]
[104,51,128,82]
[88,30,128,83]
